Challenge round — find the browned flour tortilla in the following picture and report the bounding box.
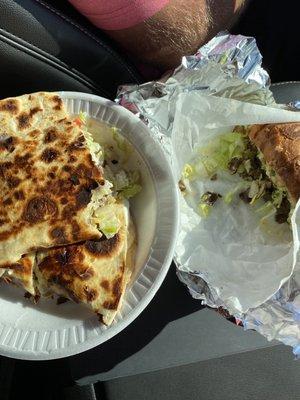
[1,253,36,295]
[249,122,300,205]
[0,92,105,267]
[35,203,135,325]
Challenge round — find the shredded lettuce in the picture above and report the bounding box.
[256,201,274,214]
[181,127,292,224]
[112,127,133,154]
[182,164,196,180]
[78,111,104,165]
[198,203,211,218]
[120,184,142,199]
[223,191,234,205]
[98,180,113,197]
[93,205,121,239]
[223,182,249,205]
[77,115,142,202]
[195,131,249,179]
[182,131,247,182]
[105,168,142,200]
[272,189,284,208]
[79,111,87,124]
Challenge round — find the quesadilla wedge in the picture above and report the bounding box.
[35,202,135,325]
[1,253,36,295]
[0,92,113,266]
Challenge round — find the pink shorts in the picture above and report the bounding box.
[68,0,170,30]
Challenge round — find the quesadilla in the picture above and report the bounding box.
[35,202,135,325]
[0,92,112,266]
[1,253,36,295]
[0,92,140,325]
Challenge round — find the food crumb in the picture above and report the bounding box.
[57,296,69,305]
[178,180,186,192]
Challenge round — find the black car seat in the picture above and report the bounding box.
[0,0,142,100]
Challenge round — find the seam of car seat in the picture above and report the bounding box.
[0,30,110,97]
[33,0,140,84]
[271,81,300,86]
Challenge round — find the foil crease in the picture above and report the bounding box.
[116,32,300,353]
[117,31,274,162]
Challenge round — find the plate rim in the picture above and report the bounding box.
[0,91,179,360]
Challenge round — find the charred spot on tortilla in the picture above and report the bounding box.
[17,107,42,130]
[60,197,68,205]
[6,176,21,189]
[0,136,16,153]
[75,163,93,179]
[50,227,67,243]
[71,220,81,241]
[70,174,80,185]
[69,155,77,163]
[62,205,76,219]
[3,197,12,206]
[68,136,85,152]
[44,127,58,143]
[75,267,94,280]
[63,165,72,173]
[85,234,120,256]
[103,296,121,310]
[23,196,58,223]
[29,129,40,138]
[112,275,123,297]
[101,280,110,291]
[15,154,31,168]
[47,172,56,179]
[76,187,93,207]
[0,162,12,179]
[51,95,63,111]
[0,99,19,114]
[41,148,59,163]
[14,190,25,201]
[84,287,98,302]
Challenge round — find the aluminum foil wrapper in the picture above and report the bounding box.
[117,32,274,163]
[116,32,300,353]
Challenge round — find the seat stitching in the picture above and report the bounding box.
[33,0,139,82]
[0,31,109,96]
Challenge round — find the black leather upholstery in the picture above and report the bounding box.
[0,0,142,99]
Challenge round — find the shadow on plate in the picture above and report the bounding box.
[3,264,205,385]
[69,263,205,379]
[0,282,93,321]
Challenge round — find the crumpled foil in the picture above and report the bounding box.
[117,32,274,162]
[116,32,300,353]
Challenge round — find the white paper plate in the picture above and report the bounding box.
[0,92,179,360]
